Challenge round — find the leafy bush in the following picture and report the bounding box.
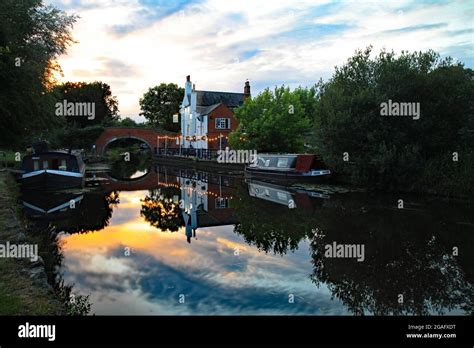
[313,47,474,195]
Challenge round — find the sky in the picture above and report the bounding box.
[47,0,473,122]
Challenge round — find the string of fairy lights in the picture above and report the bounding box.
[156,135,247,142]
[157,181,233,199]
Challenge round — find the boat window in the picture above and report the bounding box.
[258,157,270,167]
[33,160,39,171]
[277,157,288,168]
[42,160,49,169]
[59,159,67,171]
[277,192,287,201]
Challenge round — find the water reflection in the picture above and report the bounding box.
[308,194,474,315]
[22,190,119,233]
[108,150,151,181]
[19,164,473,315]
[140,187,183,232]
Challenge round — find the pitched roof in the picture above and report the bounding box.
[195,90,245,108]
[196,103,222,116]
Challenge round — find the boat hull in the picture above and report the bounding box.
[20,170,84,190]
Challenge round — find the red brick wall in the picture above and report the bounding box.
[207,104,238,150]
[95,127,178,155]
[206,183,235,222]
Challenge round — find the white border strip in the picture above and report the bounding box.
[22,169,83,179]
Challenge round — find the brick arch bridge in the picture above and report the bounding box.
[95,127,178,155]
[99,166,163,192]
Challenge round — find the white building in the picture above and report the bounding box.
[179,75,250,151]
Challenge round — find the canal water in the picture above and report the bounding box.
[20,163,473,315]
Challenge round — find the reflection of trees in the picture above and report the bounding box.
[27,224,91,315]
[232,186,472,315]
[57,191,119,234]
[308,194,473,315]
[140,187,184,232]
[108,151,151,180]
[232,185,319,255]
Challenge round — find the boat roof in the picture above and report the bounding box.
[257,153,306,157]
[25,150,81,158]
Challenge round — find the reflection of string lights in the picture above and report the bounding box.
[157,181,233,199]
[157,181,180,189]
[157,135,233,142]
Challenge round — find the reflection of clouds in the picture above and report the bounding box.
[66,248,347,315]
[60,190,348,315]
[215,237,248,253]
[65,251,134,275]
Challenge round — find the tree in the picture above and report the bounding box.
[52,81,119,127]
[139,83,184,132]
[229,86,311,152]
[119,117,138,127]
[0,0,77,148]
[313,47,474,195]
[294,85,318,127]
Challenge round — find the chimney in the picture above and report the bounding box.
[244,80,251,100]
[184,75,192,99]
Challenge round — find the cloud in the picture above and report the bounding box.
[63,232,347,315]
[47,0,473,120]
[383,23,448,34]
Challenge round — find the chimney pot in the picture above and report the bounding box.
[244,80,251,100]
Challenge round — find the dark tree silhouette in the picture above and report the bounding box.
[232,185,322,255]
[308,194,473,315]
[140,187,183,232]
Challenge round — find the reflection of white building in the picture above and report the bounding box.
[177,173,238,244]
[179,177,208,216]
[179,177,207,243]
[179,75,250,151]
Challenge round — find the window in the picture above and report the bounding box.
[33,161,39,171]
[42,160,49,169]
[277,157,289,168]
[59,159,67,171]
[215,197,229,209]
[215,118,230,129]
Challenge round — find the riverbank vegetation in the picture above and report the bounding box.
[230,47,473,197]
[0,173,63,314]
[313,47,473,197]
[0,172,92,315]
